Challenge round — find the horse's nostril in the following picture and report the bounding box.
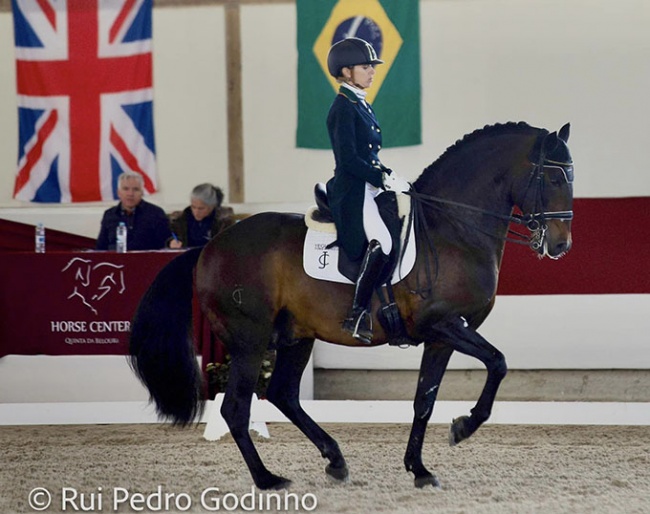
[552,240,571,257]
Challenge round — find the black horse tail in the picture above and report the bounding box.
[129,247,204,426]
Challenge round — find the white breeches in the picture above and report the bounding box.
[362,183,392,255]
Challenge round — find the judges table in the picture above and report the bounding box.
[0,250,188,358]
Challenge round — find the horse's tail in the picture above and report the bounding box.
[129,247,204,426]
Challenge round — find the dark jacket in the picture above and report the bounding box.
[169,206,235,248]
[326,85,386,261]
[96,199,171,251]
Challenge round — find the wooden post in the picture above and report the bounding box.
[225,2,245,203]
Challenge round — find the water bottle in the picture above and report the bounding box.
[35,223,45,253]
[116,222,127,253]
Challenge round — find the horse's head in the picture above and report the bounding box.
[517,123,574,259]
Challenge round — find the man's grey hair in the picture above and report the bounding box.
[118,171,144,188]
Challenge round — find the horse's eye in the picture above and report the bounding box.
[545,168,566,187]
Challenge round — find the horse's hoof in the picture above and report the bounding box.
[414,473,441,489]
[257,475,292,490]
[449,415,470,446]
[326,463,350,483]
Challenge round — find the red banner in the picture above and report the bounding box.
[498,197,650,295]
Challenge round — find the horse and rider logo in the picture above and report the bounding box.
[61,257,126,315]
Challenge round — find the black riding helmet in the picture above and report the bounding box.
[327,37,384,78]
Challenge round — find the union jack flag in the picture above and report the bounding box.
[12,0,157,203]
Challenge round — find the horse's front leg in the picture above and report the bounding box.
[404,342,453,488]
[440,317,508,445]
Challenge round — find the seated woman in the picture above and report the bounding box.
[168,183,235,248]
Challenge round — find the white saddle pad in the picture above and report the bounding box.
[302,208,417,285]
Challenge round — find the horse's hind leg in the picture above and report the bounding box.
[220,347,291,490]
[404,342,453,488]
[266,339,349,483]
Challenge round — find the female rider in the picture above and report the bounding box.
[325,37,394,344]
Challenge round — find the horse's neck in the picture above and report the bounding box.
[443,145,517,200]
[420,136,533,257]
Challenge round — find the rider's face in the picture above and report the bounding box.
[343,64,376,89]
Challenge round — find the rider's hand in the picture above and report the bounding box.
[382,171,411,193]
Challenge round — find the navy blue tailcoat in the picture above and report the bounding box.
[326,86,387,261]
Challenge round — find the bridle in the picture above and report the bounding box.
[518,151,574,254]
[406,147,574,254]
[401,134,574,297]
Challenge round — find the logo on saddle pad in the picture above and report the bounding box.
[303,207,417,285]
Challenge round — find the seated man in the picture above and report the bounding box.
[96,171,171,251]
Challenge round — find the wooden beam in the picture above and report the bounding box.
[225,3,245,203]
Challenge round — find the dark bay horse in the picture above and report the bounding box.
[130,122,574,490]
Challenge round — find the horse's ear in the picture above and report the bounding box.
[558,123,570,143]
[542,131,559,155]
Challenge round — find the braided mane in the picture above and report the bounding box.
[414,121,545,188]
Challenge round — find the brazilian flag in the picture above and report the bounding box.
[296,0,421,149]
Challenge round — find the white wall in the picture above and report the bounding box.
[152,6,229,206]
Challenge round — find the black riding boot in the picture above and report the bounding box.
[342,240,388,344]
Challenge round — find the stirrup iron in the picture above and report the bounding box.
[351,309,372,344]
[343,308,373,344]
